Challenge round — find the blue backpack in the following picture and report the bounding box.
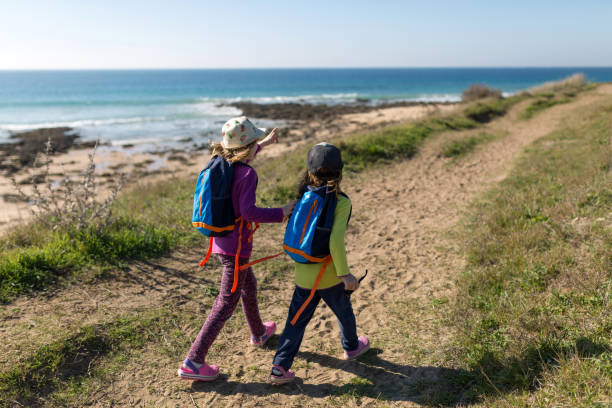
[283,185,345,263]
[282,185,350,325]
[193,156,258,295]
[192,155,243,237]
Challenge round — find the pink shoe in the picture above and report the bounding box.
[270,365,295,384]
[250,321,276,347]
[177,358,219,381]
[343,336,370,360]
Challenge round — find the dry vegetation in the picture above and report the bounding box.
[462,84,503,102]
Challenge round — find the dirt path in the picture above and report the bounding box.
[2,85,611,407]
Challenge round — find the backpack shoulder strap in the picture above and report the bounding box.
[338,192,352,224]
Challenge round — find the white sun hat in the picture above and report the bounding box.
[221,116,266,149]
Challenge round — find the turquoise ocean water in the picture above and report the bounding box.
[1,68,611,150]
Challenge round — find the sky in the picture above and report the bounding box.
[1,0,611,69]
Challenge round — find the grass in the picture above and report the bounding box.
[0,78,589,303]
[338,116,478,171]
[0,309,174,406]
[463,95,525,123]
[0,179,198,303]
[0,77,605,407]
[440,132,500,158]
[521,74,596,120]
[447,99,612,405]
[0,217,182,303]
[521,95,573,120]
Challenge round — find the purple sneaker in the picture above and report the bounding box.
[270,365,295,384]
[250,321,276,347]
[177,358,219,381]
[344,336,370,360]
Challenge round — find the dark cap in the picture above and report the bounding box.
[307,142,343,175]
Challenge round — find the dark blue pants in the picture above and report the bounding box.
[273,283,358,370]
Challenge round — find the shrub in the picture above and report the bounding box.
[529,73,586,95]
[462,84,502,102]
[10,139,124,231]
[464,95,524,123]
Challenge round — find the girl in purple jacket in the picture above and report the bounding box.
[178,117,296,381]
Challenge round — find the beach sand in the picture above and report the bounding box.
[0,102,456,232]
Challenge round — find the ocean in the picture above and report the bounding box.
[1,68,612,150]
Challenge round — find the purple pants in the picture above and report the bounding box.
[187,254,266,364]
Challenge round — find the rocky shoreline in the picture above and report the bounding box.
[0,127,98,175]
[227,100,455,121]
[0,100,457,177]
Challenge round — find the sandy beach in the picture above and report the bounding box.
[0,102,456,232]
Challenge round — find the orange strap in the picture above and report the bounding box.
[231,218,244,293]
[239,252,284,270]
[248,222,260,243]
[198,217,263,293]
[290,256,332,326]
[199,237,214,267]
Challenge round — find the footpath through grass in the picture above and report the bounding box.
[0,102,492,302]
[448,97,612,406]
[0,78,590,303]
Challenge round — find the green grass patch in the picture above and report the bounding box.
[464,95,525,123]
[0,216,183,303]
[521,95,573,120]
[338,116,478,172]
[440,132,499,158]
[0,309,173,406]
[449,101,612,405]
[256,115,481,205]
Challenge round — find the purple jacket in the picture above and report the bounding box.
[212,160,284,258]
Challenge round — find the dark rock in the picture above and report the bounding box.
[0,127,80,175]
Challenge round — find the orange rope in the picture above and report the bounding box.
[199,237,214,267]
[299,201,317,244]
[231,218,244,293]
[290,256,331,325]
[239,252,284,270]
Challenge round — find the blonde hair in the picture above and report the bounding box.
[210,141,257,163]
[298,168,342,197]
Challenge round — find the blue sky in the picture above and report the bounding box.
[1,0,611,69]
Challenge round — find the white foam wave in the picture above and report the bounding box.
[409,94,462,103]
[0,117,164,133]
[197,92,461,106]
[197,93,361,106]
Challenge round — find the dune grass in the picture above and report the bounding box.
[440,132,501,158]
[448,99,612,405]
[463,94,525,123]
[521,94,574,120]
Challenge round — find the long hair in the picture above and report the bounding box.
[210,141,257,163]
[297,167,342,198]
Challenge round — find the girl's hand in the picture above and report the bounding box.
[259,128,279,148]
[340,274,359,291]
[282,199,297,217]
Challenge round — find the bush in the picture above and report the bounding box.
[462,84,502,102]
[529,73,586,95]
[10,140,124,231]
[464,95,524,123]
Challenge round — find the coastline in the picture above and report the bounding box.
[0,101,457,231]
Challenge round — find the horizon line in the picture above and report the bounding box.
[2,65,612,72]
